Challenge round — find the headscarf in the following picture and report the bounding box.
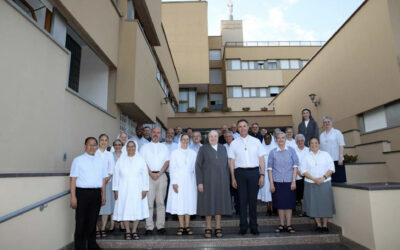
[301,108,314,121]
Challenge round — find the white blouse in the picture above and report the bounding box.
[300,150,335,183]
[295,146,309,180]
[95,149,115,175]
[320,128,345,161]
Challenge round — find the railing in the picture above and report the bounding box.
[225,41,326,47]
[0,190,70,223]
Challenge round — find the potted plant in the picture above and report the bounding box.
[187,107,196,113]
[260,107,268,111]
[242,107,250,111]
[344,154,358,163]
[222,106,232,112]
[201,106,211,112]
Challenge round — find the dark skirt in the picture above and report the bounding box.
[296,179,304,201]
[332,161,346,183]
[272,182,296,209]
[303,181,335,218]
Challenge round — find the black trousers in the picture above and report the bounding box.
[235,168,260,231]
[75,188,102,250]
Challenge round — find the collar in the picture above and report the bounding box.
[277,145,288,151]
[85,152,96,158]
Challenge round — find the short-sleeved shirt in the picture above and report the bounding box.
[320,128,345,161]
[95,149,115,175]
[300,150,335,183]
[232,132,240,139]
[140,142,169,171]
[228,135,265,168]
[294,146,309,180]
[267,146,299,183]
[163,142,179,155]
[189,143,203,153]
[70,153,108,188]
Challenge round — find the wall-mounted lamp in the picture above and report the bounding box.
[161,97,169,105]
[309,93,320,106]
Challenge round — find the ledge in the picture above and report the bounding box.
[344,140,391,149]
[0,173,69,178]
[345,162,386,165]
[383,150,400,155]
[342,129,360,134]
[333,182,400,191]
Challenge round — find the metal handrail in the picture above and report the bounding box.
[0,190,70,223]
[225,41,326,47]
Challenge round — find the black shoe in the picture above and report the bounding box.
[321,227,329,233]
[238,228,247,235]
[250,228,259,235]
[145,229,153,235]
[157,228,166,235]
[315,226,322,233]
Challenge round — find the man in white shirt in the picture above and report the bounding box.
[129,126,149,150]
[189,131,203,153]
[230,123,240,139]
[229,119,266,235]
[140,127,170,235]
[70,137,107,250]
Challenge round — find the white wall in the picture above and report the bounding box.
[78,45,109,110]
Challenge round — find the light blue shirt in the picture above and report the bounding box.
[267,146,299,183]
[189,143,203,153]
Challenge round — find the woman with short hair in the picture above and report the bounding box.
[196,130,232,238]
[301,137,336,232]
[320,116,346,183]
[268,132,299,233]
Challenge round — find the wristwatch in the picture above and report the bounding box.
[323,175,328,180]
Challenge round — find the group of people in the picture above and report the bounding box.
[70,108,346,250]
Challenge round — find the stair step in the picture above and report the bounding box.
[140,216,314,228]
[98,224,341,249]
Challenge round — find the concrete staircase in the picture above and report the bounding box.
[97,209,358,249]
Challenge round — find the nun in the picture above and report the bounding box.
[196,130,232,238]
[113,141,149,240]
[96,134,115,238]
[298,109,319,147]
[166,134,197,236]
[258,133,274,215]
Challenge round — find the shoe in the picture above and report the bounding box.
[238,228,247,235]
[250,228,259,235]
[145,229,153,235]
[321,227,329,233]
[315,226,322,233]
[157,228,166,235]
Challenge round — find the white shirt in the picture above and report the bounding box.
[189,143,203,153]
[228,135,266,168]
[295,146,309,180]
[70,153,108,188]
[300,150,335,183]
[320,128,345,161]
[286,139,297,149]
[232,132,240,139]
[95,149,115,175]
[130,136,149,150]
[224,143,231,153]
[211,144,218,151]
[163,142,179,154]
[304,120,309,128]
[140,142,169,171]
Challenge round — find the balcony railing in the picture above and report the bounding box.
[225,41,325,47]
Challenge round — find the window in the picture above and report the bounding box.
[267,60,278,70]
[250,88,257,97]
[209,50,222,60]
[14,0,53,32]
[386,101,400,127]
[126,0,135,20]
[232,87,242,98]
[260,88,267,97]
[241,61,249,70]
[280,60,290,69]
[301,60,308,67]
[228,60,241,70]
[243,88,250,97]
[156,68,161,82]
[210,93,223,111]
[65,27,109,110]
[361,100,400,132]
[269,87,280,97]
[249,61,255,70]
[178,89,196,112]
[290,60,300,69]
[210,69,222,85]
[256,61,265,70]
[197,93,208,112]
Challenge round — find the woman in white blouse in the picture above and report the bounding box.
[300,137,336,233]
[320,116,346,183]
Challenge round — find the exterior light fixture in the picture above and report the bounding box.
[309,93,320,106]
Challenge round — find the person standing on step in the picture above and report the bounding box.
[285,127,297,149]
[163,128,179,218]
[129,126,149,150]
[298,109,319,147]
[218,124,228,144]
[268,132,299,234]
[113,141,149,240]
[70,137,107,250]
[173,126,183,143]
[197,130,232,238]
[257,133,274,216]
[111,139,126,232]
[229,119,266,235]
[300,137,336,233]
[230,123,240,139]
[249,122,264,143]
[166,134,197,236]
[140,127,170,235]
[320,116,346,183]
[189,131,203,153]
[143,126,152,142]
[96,134,115,238]
[224,131,239,215]
[294,134,309,217]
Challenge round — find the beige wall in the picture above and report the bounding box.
[227,97,273,112]
[162,1,209,84]
[384,151,400,182]
[57,0,120,66]
[272,0,400,134]
[345,163,388,184]
[0,2,119,173]
[221,20,243,46]
[209,36,222,50]
[361,126,400,151]
[0,177,74,250]
[387,0,400,62]
[225,46,320,60]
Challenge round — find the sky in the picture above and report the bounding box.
[163,0,365,41]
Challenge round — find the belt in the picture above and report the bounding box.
[236,167,259,171]
[152,171,160,173]
[76,187,101,191]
